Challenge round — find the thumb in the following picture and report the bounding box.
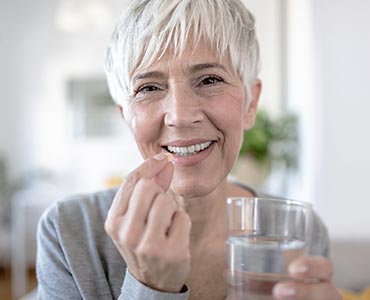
[154,161,174,191]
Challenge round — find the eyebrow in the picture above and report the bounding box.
[132,63,227,83]
[189,63,226,73]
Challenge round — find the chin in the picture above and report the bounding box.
[170,174,223,198]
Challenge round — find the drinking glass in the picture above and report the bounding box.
[226,197,312,300]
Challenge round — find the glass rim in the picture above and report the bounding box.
[226,197,312,209]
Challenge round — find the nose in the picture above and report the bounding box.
[164,85,204,127]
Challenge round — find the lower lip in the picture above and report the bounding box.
[168,142,216,166]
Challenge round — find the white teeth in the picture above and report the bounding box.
[167,141,212,156]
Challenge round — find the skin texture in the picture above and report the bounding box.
[125,41,258,199]
[105,153,191,292]
[105,40,342,300]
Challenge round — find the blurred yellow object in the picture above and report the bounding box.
[341,286,370,300]
[105,176,123,188]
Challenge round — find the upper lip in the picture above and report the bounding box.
[162,139,215,147]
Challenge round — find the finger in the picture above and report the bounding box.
[273,280,342,300]
[108,152,172,218]
[168,211,192,242]
[154,161,174,191]
[105,178,163,245]
[125,178,165,225]
[145,193,178,239]
[288,256,334,281]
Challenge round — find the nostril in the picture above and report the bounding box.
[164,107,204,127]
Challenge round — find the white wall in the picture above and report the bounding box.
[243,0,284,115]
[0,1,22,174]
[285,0,370,240]
[288,0,370,240]
[285,0,318,203]
[312,0,370,240]
[0,0,142,192]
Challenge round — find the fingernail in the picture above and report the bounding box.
[153,152,173,162]
[273,285,296,298]
[289,263,309,274]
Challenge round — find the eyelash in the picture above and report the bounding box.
[133,75,224,97]
[133,84,162,96]
[197,75,224,86]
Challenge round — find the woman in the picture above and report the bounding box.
[37,0,342,299]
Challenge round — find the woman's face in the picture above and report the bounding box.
[123,40,260,197]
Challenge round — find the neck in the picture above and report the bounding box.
[173,179,253,246]
[177,179,254,300]
[174,180,228,245]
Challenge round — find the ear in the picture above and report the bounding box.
[243,80,262,130]
[117,103,135,131]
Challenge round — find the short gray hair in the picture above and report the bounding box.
[105,0,261,105]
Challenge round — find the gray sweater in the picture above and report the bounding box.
[36,187,329,300]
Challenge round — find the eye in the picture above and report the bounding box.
[134,84,162,96]
[198,75,224,86]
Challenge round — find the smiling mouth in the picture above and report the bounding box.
[164,141,214,156]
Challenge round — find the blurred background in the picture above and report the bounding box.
[0,0,370,299]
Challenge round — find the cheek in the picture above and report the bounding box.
[212,97,245,152]
[127,105,161,153]
[215,93,245,134]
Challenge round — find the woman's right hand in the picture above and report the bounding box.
[105,153,192,293]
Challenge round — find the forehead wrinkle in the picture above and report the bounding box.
[133,52,230,85]
[133,70,165,83]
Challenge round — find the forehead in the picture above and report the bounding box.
[132,39,232,78]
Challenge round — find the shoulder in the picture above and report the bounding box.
[37,187,126,299]
[39,187,119,240]
[37,187,123,270]
[44,187,117,219]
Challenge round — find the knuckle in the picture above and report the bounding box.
[120,230,139,249]
[135,178,157,193]
[104,217,114,236]
[104,213,120,239]
[136,177,150,187]
[123,172,141,187]
[105,217,140,249]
